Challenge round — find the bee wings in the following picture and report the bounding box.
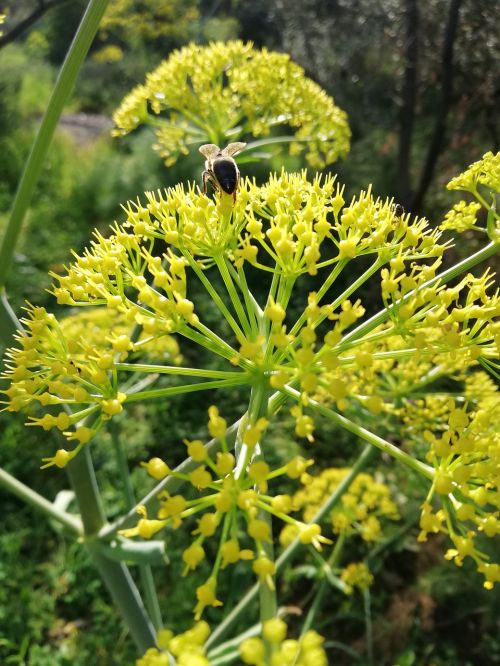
[199,144,220,159]
[199,142,247,159]
[221,142,247,157]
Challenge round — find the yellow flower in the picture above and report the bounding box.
[340,562,374,594]
[240,621,328,666]
[194,578,223,619]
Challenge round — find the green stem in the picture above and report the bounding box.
[300,534,346,637]
[205,445,375,650]
[283,387,434,480]
[0,0,112,288]
[124,375,250,403]
[110,423,163,631]
[341,240,499,347]
[183,250,246,340]
[216,255,253,338]
[116,363,243,380]
[246,377,276,661]
[0,466,83,534]
[0,290,22,347]
[67,448,156,651]
[363,588,373,664]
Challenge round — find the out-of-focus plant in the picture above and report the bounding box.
[2,148,499,662]
[100,0,199,44]
[112,41,351,168]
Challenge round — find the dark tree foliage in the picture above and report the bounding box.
[0,0,74,50]
[233,0,499,213]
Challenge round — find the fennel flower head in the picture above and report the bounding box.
[2,153,500,592]
[112,40,351,167]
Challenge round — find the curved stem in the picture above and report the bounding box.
[67,447,156,651]
[0,289,23,347]
[0,0,112,288]
[0,466,82,534]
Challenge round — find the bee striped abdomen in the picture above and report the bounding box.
[213,157,238,194]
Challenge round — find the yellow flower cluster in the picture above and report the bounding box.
[137,622,210,666]
[2,302,181,460]
[2,159,499,593]
[290,469,399,542]
[414,378,500,589]
[447,151,500,193]
[113,41,350,167]
[60,307,181,363]
[2,168,497,457]
[101,0,199,44]
[440,200,481,233]
[340,561,374,594]
[120,407,329,619]
[240,618,328,666]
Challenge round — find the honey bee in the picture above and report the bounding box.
[199,142,247,202]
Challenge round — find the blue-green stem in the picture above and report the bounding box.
[0,466,83,534]
[0,0,112,288]
[205,445,376,650]
[67,447,156,651]
[0,0,157,649]
[110,422,163,631]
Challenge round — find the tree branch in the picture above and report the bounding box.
[0,0,73,49]
[397,0,419,208]
[411,0,462,211]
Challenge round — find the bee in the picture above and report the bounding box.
[393,203,405,218]
[199,142,247,202]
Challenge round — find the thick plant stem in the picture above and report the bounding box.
[0,0,111,288]
[246,377,277,659]
[110,423,163,631]
[67,447,156,651]
[0,466,83,534]
[205,445,375,649]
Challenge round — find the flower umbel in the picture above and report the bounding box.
[2,159,499,600]
[113,41,350,168]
